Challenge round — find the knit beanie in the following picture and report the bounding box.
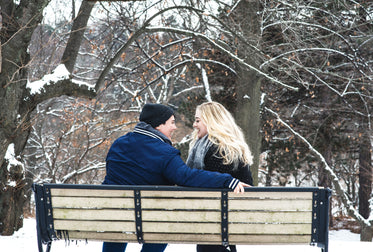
[139,103,174,128]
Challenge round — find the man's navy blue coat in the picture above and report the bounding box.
[103,122,239,189]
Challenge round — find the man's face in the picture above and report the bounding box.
[156,115,177,140]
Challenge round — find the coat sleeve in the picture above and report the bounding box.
[163,154,239,189]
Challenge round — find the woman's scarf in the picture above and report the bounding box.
[186,135,213,170]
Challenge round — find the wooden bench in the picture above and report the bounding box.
[32,183,331,252]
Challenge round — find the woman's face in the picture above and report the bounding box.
[193,109,208,139]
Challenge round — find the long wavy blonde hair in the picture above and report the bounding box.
[189,101,253,166]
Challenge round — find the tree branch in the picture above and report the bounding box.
[264,106,372,228]
[145,26,298,91]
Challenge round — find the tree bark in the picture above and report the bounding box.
[235,68,261,186]
[360,225,373,242]
[358,130,372,241]
[0,0,95,235]
[233,0,262,185]
[317,87,334,227]
[0,0,51,235]
[61,0,96,73]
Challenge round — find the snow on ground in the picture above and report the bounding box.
[1,218,372,252]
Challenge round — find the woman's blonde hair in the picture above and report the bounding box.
[190,101,253,166]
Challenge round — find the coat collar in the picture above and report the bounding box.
[133,122,172,145]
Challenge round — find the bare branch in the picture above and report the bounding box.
[265,106,372,228]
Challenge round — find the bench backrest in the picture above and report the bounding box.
[33,184,331,251]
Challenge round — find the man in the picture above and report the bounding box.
[102,103,249,252]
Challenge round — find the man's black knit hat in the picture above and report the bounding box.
[139,103,174,128]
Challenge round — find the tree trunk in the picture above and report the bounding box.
[317,86,333,227]
[0,0,95,235]
[358,131,372,241]
[233,0,262,185]
[360,225,373,242]
[0,0,50,235]
[318,140,333,228]
[61,1,96,72]
[235,69,262,186]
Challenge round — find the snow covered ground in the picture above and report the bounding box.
[1,218,372,252]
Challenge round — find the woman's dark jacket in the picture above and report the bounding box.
[203,144,253,186]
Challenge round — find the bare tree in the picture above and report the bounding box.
[0,0,138,235]
[24,95,138,184]
[260,0,373,240]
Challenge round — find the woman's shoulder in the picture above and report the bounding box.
[205,142,219,156]
[204,144,227,170]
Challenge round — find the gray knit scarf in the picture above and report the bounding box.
[186,135,213,170]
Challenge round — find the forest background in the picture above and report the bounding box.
[1,0,372,242]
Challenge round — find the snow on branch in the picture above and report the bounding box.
[5,143,24,173]
[4,143,25,187]
[27,64,95,95]
[173,85,203,97]
[60,163,105,184]
[196,63,212,102]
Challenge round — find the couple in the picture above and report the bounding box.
[102,101,254,252]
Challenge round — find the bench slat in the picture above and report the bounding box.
[229,199,312,211]
[53,208,311,224]
[229,234,311,244]
[64,231,138,242]
[145,234,311,244]
[229,223,311,234]
[52,196,312,212]
[142,210,220,222]
[142,222,311,235]
[53,208,220,223]
[53,209,135,221]
[144,233,221,243]
[51,188,134,197]
[228,191,313,199]
[54,220,136,232]
[229,211,312,223]
[141,198,221,210]
[51,188,313,200]
[141,198,312,211]
[142,222,221,233]
[51,197,134,209]
[66,231,220,243]
[141,190,221,198]
[64,231,312,244]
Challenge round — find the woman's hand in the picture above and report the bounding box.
[234,182,251,194]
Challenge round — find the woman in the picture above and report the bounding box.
[186,101,254,252]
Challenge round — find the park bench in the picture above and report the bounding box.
[32,183,331,252]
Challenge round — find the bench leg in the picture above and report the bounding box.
[46,242,52,252]
[37,240,51,252]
